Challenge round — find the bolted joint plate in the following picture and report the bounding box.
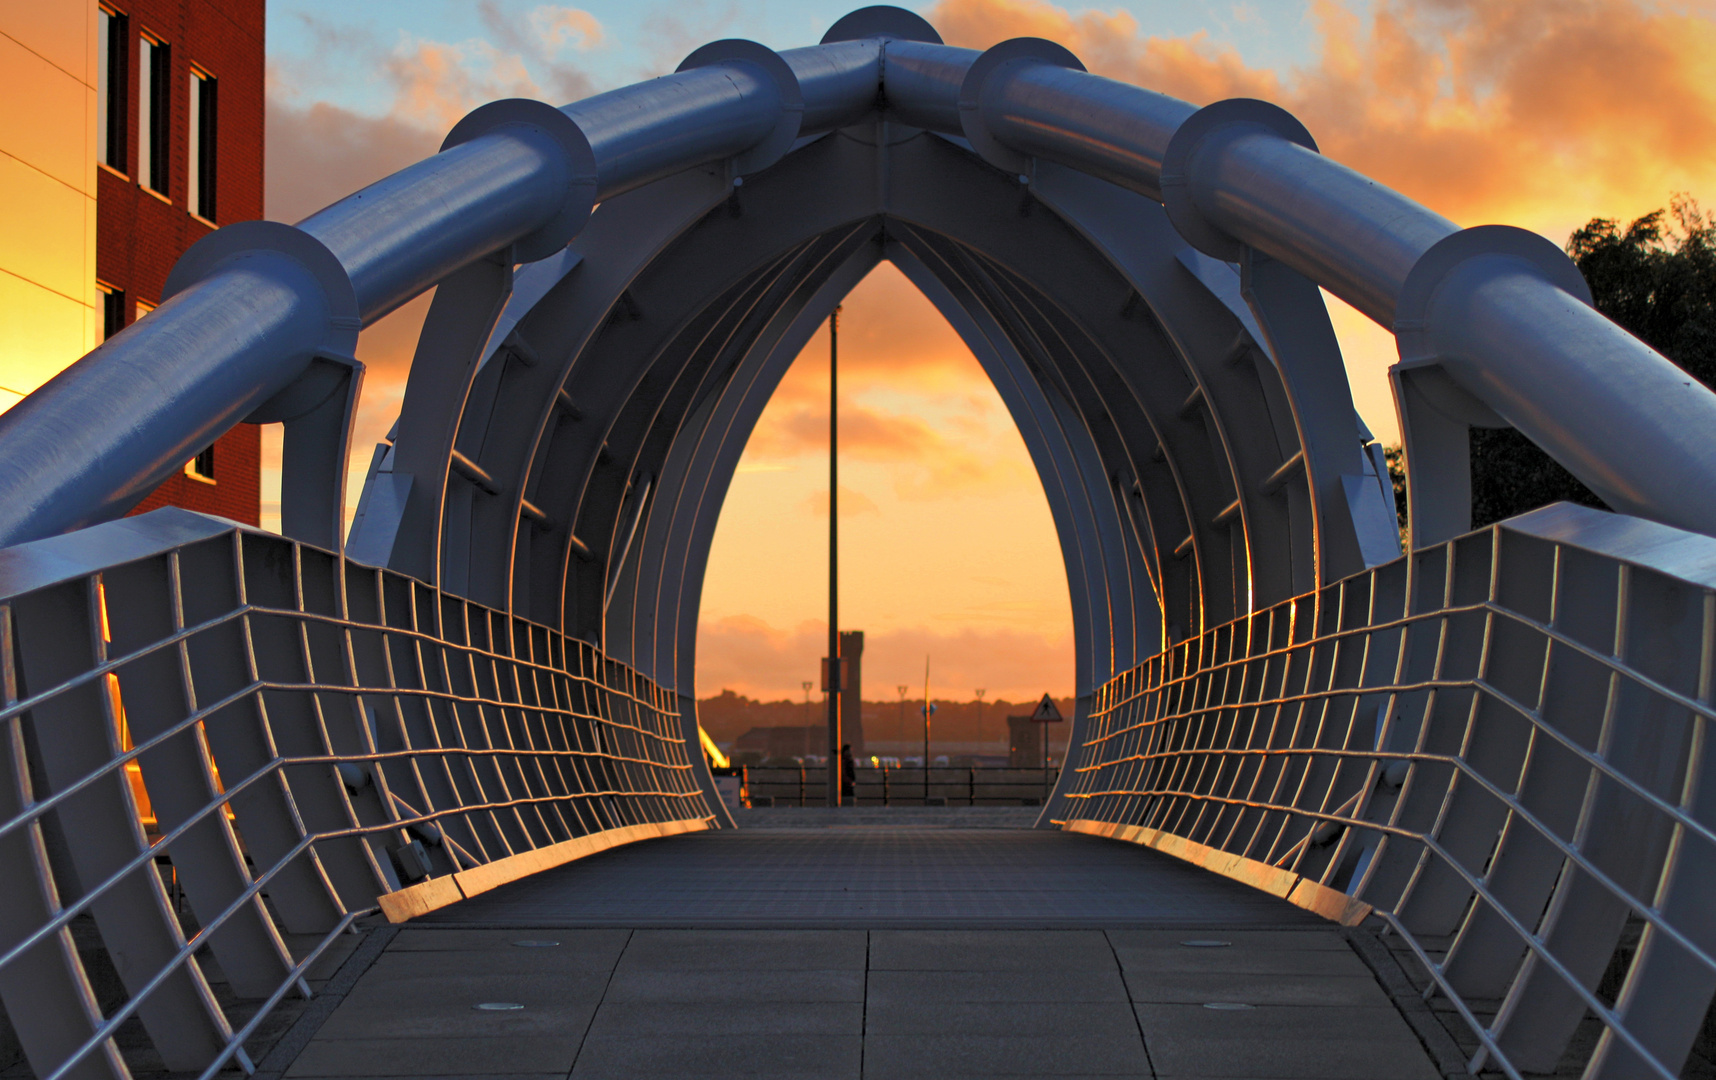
[959,38,1085,175]
[1162,98,1317,261]
[676,40,804,176]
[163,219,362,357]
[442,99,599,262]
[1394,223,1593,365]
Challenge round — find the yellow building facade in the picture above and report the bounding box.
[0,5,99,413]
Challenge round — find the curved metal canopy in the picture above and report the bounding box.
[4,11,1716,1080]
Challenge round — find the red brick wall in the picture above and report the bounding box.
[128,424,262,525]
[104,0,265,526]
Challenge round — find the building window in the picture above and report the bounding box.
[188,69,216,220]
[98,283,126,340]
[97,7,127,172]
[186,445,215,483]
[135,299,155,322]
[138,35,170,195]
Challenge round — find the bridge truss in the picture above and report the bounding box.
[1,7,1714,1078]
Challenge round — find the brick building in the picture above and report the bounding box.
[99,0,264,525]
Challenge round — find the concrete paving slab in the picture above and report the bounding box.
[412,829,1323,928]
[1135,1003,1438,1079]
[863,1032,1151,1077]
[340,972,611,1010]
[1122,971,1392,1007]
[866,969,1129,1005]
[570,1032,862,1078]
[603,967,866,1003]
[868,930,1115,971]
[284,1035,579,1077]
[364,948,619,978]
[271,829,1444,1080]
[864,999,1140,1038]
[1106,929,1350,951]
[390,928,630,956]
[315,999,597,1040]
[1112,944,1369,977]
[617,929,868,970]
[583,1000,861,1036]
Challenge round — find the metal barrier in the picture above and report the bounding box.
[0,510,713,1080]
[743,765,1060,807]
[1059,503,1716,1080]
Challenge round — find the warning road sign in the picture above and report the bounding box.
[1030,693,1064,723]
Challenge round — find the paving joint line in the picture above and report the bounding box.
[1104,927,1160,1079]
[565,926,631,1078]
[1344,925,1473,1079]
[250,921,399,1080]
[860,929,870,1079]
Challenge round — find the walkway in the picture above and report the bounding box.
[259,813,1450,1079]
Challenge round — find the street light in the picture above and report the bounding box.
[975,688,986,738]
[802,680,812,728]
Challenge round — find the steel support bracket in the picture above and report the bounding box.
[249,353,364,552]
[1390,225,1593,550]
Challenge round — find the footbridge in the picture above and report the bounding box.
[3,6,1716,1078]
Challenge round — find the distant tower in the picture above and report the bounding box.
[840,630,865,756]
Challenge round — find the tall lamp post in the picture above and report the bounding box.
[974,689,986,741]
[824,306,842,807]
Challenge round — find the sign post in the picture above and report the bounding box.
[1031,693,1064,802]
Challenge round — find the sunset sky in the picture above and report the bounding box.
[264,0,1716,701]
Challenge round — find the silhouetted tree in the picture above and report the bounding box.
[1459,197,1714,527]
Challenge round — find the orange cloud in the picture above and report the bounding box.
[926,0,1716,238]
[803,486,883,518]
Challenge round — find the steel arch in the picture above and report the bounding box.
[1,8,1716,1080]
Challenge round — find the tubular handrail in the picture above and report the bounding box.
[4,27,1714,547]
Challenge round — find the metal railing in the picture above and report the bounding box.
[1059,503,1716,1080]
[742,765,1059,807]
[0,510,713,1080]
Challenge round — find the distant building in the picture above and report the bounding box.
[839,629,865,755]
[1007,715,1041,768]
[0,2,263,525]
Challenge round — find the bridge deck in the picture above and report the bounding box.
[264,817,1445,1080]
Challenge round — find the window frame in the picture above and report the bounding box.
[185,445,216,484]
[137,33,170,196]
[97,6,128,175]
[187,67,216,222]
[97,282,126,341]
